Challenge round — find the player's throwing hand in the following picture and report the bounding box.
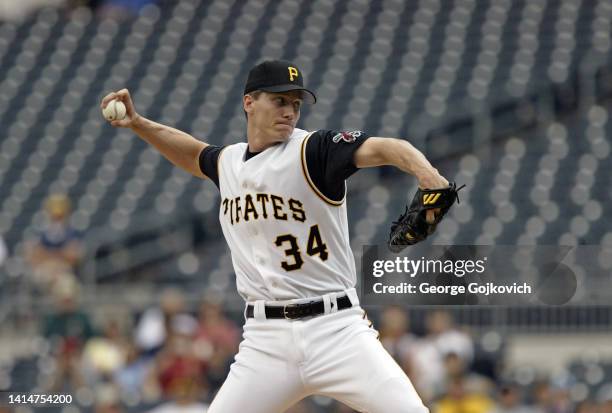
[100,88,140,128]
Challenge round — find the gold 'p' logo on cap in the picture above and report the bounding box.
[288,66,299,81]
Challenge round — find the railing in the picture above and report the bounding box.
[79,210,200,284]
[404,306,612,334]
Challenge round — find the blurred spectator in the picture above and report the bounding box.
[194,298,239,389]
[548,375,574,413]
[147,372,209,413]
[81,318,130,386]
[574,400,597,413]
[597,385,612,413]
[531,381,552,413]
[97,0,157,19]
[492,383,540,413]
[377,306,419,386]
[0,0,65,22]
[528,377,576,413]
[42,275,93,391]
[438,352,493,399]
[113,340,157,401]
[426,310,474,363]
[93,383,124,413]
[34,0,161,16]
[148,314,207,403]
[42,275,92,340]
[378,306,417,360]
[410,310,475,402]
[134,288,196,355]
[95,400,124,413]
[601,400,612,413]
[434,376,496,413]
[25,194,83,287]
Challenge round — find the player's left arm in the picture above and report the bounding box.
[353,137,448,189]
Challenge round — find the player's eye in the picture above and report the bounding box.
[276,97,285,106]
[293,101,302,111]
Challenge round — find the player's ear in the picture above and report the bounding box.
[243,94,253,114]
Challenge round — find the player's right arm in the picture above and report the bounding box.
[101,89,208,179]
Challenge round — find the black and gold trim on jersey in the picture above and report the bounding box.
[300,133,345,207]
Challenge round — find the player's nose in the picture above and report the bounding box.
[281,108,295,121]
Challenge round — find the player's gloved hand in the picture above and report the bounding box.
[416,171,449,223]
[388,182,465,252]
[100,88,140,128]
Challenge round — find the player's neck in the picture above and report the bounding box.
[246,125,284,152]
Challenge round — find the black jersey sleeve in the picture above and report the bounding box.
[198,145,225,189]
[304,129,370,202]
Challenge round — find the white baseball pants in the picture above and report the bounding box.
[208,292,428,413]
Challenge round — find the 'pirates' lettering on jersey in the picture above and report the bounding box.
[222,193,307,225]
[216,128,358,302]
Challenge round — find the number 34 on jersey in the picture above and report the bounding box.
[222,192,329,272]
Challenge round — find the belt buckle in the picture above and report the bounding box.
[283,303,298,319]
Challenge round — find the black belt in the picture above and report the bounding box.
[246,295,353,319]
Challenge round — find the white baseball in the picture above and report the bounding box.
[102,99,127,121]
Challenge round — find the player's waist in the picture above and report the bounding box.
[245,288,359,320]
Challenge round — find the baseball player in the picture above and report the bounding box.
[101,60,449,413]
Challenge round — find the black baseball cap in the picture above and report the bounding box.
[244,60,316,104]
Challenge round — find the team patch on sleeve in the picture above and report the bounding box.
[331,130,364,144]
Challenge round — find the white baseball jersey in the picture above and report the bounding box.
[217,128,356,302]
[202,127,428,413]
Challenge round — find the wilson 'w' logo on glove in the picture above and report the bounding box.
[388,183,465,252]
[423,193,442,205]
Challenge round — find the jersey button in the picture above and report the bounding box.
[252,229,258,235]
[242,182,247,189]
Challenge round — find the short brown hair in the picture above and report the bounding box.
[247,90,263,100]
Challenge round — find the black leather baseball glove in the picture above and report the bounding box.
[388,183,465,252]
